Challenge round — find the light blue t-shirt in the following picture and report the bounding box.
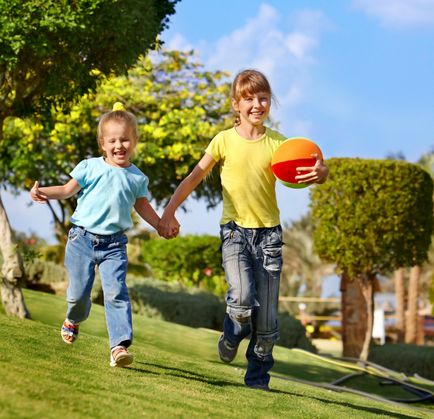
[70,157,150,235]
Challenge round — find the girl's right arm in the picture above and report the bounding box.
[30,179,81,203]
[158,153,216,238]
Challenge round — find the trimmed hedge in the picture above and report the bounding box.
[369,344,434,380]
[311,158,433,276]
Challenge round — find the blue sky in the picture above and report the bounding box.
[4,0,434,243]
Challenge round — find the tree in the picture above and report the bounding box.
[2,50,233,240]
[417,150,434,318]
[387,150,434,343]
[393,267,405,342]
[311,158,433,360]
[0,0,178,317]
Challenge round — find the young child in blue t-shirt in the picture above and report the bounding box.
[30,103,176,367]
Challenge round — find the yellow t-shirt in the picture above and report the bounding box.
[205,127,286,228]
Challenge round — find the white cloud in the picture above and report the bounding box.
[284,32,317,61]
[353,0,434,28]
[164,33,194,51]
[165,4,328,136]
[203,5,324,73]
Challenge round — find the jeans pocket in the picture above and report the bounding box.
[263,247,282,272]
[68,227,80,242]
[221,224,245,252]
[262,227,282,272]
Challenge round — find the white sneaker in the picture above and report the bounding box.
[110,346,134,367]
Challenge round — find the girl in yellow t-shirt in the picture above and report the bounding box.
[159,69,328,390]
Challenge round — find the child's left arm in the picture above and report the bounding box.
[295,154,329,185]
[134,197,162,232]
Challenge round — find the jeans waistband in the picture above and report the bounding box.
[75,225,126,241]
[221,220,281,232]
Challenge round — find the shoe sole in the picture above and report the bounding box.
[110,353,134,368]
[218,335,237,363]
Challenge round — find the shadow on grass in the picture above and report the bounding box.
[130,360,245,389]
[273,359,347,383]
[271,388,421,419]
[128,360,419,417]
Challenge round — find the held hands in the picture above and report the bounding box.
[30,181,48,203]
[295,154,329,185]
[158,212,180,240]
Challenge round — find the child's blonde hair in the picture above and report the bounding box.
[97,103,139,155]
[231,69,273,125]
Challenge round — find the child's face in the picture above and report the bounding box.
[232,91,271,127]
[100,119,136,168]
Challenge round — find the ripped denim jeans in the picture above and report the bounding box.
[220,221,282,387]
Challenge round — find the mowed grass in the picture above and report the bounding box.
[0,290,431,418]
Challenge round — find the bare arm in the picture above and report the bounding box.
[159,153,216,238]
[134,197,161,232]
[30,179,81,203]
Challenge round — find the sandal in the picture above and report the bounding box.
[61,320,79,344]
[110,346,133,368]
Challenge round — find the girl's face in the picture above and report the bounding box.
[100,119,136,168]
[232,91,271,127]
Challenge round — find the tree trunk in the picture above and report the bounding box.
[394,268,406,343]
[405,265,420,344]
[0,194,30,318]
[358,273,375,362]
[341,273,367,358]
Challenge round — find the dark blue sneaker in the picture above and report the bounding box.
[218,334,238,363]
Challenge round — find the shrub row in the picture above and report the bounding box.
[25,259,68,284]
[141,235,227,296]
[117,276,316,352]
[369,344,434,380]
[128,276,226,330]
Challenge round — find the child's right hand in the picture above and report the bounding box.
[30,181,48,203]
[158,213,180,239]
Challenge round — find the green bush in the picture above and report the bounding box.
[369,344,434,380]
[141,235,227,296]
[278,313,317,352]
[127,276,226,330]
[118,276,315,351]
[25,259,68,284]
[38,244,65,264]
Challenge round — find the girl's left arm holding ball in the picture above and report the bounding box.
[30,179,81,203]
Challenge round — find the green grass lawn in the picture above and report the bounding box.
[0,289,432,418]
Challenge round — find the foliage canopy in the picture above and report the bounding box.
[311,158,433,278]
[0,0,178,120]
[1,51,232,233]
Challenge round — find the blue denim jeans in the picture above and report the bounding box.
[220,221,282,387]
[64,226,132,349]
